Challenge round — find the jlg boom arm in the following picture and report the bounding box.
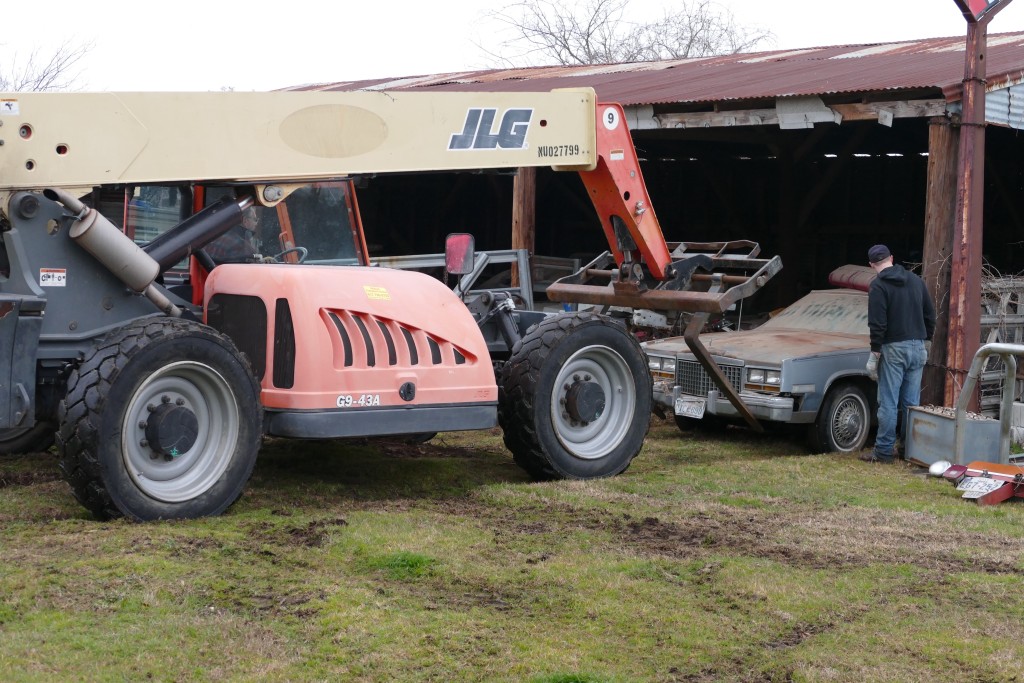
[0,89,775,302]
[0,89,779,429]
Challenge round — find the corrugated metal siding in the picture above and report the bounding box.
[986,82,1024,129]
[290,32,1024,110]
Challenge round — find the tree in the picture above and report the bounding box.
[0,40,92,92]
[485,0,774,67]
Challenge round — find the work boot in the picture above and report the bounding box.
[859,449,894,464]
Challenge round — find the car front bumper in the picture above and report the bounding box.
[654,384,795,423]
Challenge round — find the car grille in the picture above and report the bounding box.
[676,360,743,397]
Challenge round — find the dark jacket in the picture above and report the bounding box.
[867,264,936,352]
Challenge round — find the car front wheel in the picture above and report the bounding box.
[808,383,871,453]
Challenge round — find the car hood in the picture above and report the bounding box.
[644,328,867,365]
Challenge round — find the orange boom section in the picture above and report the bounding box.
[203,264,497,412]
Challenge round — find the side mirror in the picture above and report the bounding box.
[445,233,475,276]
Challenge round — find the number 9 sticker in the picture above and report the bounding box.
[602,106,620,131]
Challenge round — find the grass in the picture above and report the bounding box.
[2,419,1024,681]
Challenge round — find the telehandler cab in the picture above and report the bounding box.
[0,88,780,520]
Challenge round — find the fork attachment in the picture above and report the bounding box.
[545,240,783,432]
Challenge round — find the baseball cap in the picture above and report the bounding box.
[868,244,891,264]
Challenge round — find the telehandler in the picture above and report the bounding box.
[0,88,780,520]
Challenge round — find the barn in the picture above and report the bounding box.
[292,31,1024,404]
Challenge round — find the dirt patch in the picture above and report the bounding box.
[283,517,348,548]
[0,469,62,488]
[229,589,325,617]
[450,488,1024,578]
[615,505,1024,576]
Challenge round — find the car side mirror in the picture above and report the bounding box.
[445,233,475,276]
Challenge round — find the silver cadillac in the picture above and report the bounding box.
[642,285,877,453]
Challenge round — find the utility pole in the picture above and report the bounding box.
[945,0,1012,408]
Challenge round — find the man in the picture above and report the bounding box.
[863,244,936,463]
[205,207,261,264]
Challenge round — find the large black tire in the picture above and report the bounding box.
[57,318,262,521]
[498,312,652,480]
[0,422,55,455]
[807,382,871,454]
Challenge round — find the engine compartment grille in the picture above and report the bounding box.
[327,310,468,369]
[675,360,743,397]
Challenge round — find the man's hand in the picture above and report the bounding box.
[866,352,880,381]
[924,339,932,356]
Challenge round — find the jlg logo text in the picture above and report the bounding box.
[449,108,533,150]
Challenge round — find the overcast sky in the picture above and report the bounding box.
[3,0,1024,92]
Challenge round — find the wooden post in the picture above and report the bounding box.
[921,116,959,406]
[945,20,989,409]
[511,166,536,287]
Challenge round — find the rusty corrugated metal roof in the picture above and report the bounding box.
[288,32,1024,107]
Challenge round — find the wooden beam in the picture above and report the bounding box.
[655,99,947,129]
[921,117,958,406]
[831,100,948,123]
[657,108,778,129]
[511,166,536,287]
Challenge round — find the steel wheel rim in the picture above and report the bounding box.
[0,426,37,443]
[831,393,868,451]
[549,344,635,459]
[122,361,240,503]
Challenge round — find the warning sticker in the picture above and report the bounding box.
[363,285,390,301]
[1,99,19,116]
[39,268,67,287]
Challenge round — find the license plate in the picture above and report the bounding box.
[956,476,1005,499]
[674,396,706,420]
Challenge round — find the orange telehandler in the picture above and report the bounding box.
[0,88,780,520]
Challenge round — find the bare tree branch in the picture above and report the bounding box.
[484,0,774,67]
[0,40,92,92]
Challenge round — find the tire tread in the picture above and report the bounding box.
[57,318,259,520]
[498,312,650,480]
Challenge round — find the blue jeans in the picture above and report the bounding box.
[875,339,927,457]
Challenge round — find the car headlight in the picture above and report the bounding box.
[745,367,782,392]
[647,355,675,380]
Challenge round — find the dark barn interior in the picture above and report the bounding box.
[310,31,1024,351]
[355,117,1024,314]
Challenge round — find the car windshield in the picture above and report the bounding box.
[759,290,868,335]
